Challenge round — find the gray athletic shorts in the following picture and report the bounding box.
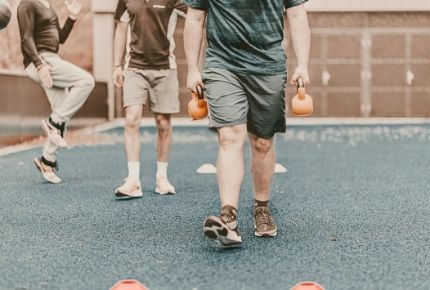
[202,67,287,139]
[123,68,180,113]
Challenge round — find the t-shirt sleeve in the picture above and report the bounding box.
[173,0,188,14]
[114,0,129,22]
[285,0,308,9]
[17,1,43,68]
[184,0,208,11]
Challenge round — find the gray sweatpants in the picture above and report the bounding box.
[26,52,95,162]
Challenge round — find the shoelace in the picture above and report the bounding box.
[255,207,274,226]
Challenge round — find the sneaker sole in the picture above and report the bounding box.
[155,186,176,195]
[203,216,242,248]
[254,223,278,237]
[41,120,68,148]
[115,191,143,200]
[33,158,61,184]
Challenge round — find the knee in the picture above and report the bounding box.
[252,138,273,154]
[86,75,96,90]
[125,112,141,131]
[80,73,95,91]
[219,127,245,149]
[155,115,171,135]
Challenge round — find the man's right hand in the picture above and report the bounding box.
[38,64,53,88]
[112,66,124,88]
[187,70,203,93]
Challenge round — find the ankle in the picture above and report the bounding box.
[156,161,168,179]
[254,199,269,208]
[221,205,238,219]
[127,161,140,181]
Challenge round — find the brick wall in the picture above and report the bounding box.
[1,8,429,118]
[285,12,430,117]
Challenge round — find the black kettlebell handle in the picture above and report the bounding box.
[296,77,305,90]
[195,84,204,100]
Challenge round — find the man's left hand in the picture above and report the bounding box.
[65,0,83,20]
[290,66,310,86]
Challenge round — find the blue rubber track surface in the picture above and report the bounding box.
[1,125,430,290]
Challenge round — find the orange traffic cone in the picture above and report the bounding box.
[188,84,208,120]
[291,281,325,290]
[292,77,313,116]
[110,279,149,290]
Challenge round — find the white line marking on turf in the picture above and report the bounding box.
[0,144,40,157]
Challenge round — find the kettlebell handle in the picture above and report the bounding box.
[195,84,204,100]
[296,77,306,99]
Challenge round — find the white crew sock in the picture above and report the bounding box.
[128,162,140,181]
[156,161,168,178]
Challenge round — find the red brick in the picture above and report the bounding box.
[372,35,405,59]
[371,92,406,117]
[326,92,361,117]
[327,64,361,87]
[372,64,405,87]
[327,36,361,59]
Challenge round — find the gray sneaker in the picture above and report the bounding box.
[203,205,242,248]
[254,206,278,237]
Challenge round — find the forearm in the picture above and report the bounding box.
[287,6,310,67]
[113,22,128,67]
[59,17,76,44]
[184,9,206,72]
[21,38,43,68]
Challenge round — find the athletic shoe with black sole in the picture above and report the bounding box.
[33,157,61,184]
[115,178,143,200]
[203,206,242,248]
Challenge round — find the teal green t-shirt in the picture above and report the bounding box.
[185,0,307,75]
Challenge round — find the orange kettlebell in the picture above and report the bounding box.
[292,77,313,116]
[188,84,208,120]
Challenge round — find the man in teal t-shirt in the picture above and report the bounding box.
[184,0,311,247]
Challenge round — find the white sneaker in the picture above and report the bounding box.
[33,157,62,184]
[115,178,143,199]
[155,176,176,195]
[41,118,68,148]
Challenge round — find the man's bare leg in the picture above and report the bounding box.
[154,113,176,195]
[249,133,276,202]
[155,113,172,163]
[249,133,278,237]
[115,105,143,199]
[217,124,248,209]
[202,124,247,247]
[124,105,143,165]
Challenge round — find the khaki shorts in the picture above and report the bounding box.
[123,68,180,113]
[202,67,287,139]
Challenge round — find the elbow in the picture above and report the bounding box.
[287,4,307,20]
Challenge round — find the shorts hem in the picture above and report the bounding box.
[209,119,248,129]
[247,126,287,139]
[123,101,145,108]
[151,108,180,114]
